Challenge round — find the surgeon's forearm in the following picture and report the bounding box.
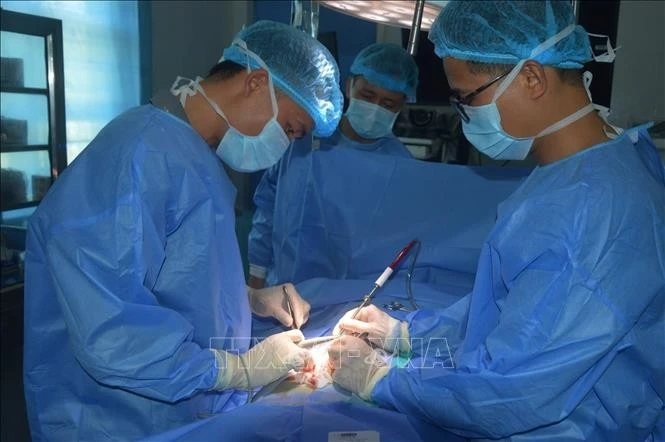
[247,210,274,273]
[80,337,219,403]
[404,297,470,356]
[247,164,279,271]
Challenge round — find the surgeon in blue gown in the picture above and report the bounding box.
[23,21,343,441]
[328,2,665,441]
[248,43,419,289]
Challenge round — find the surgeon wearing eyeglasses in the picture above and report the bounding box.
[23,21,343,441]
[328,1,665,440]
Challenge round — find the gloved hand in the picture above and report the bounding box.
[212,329,313,390]
[328,335,390,400]
[333,305,410,354]
[248,283,311,329]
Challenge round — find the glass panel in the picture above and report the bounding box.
[0,92,49,146]
[0,31,47,89]
[1,151,51,208]
[1,1,140,164]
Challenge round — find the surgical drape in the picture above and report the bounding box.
[248,130,454,286]
[249,135,529,290]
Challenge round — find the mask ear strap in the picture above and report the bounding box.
[492,60,525,101]
[218,38,280,117]
[191,77,232,125]
[537,103,595,137]
[170,76,198,108]
[587,32,620,63]
[583,71,623,139]
[227,38,279,117]
[492,24,576,102]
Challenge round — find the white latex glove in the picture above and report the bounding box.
[328,335,390,400]
[333,305,410,353]
[212,329,313,390]
[248,283,311,329]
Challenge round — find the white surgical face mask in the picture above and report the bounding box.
[461,24,596,160]
[345,97,398,139]
[170,41,290,172]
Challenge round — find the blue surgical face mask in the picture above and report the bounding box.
[462,100,596,160]
[345,98,398,139]
[460,24,595,161]
[171,41,290,172]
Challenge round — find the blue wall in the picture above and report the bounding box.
[253,1,376,87]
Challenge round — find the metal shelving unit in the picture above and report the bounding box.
[1,8,66,225]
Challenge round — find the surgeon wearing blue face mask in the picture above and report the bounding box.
[170,43,312,173]
[329,2,665,441]
[23,20,343,441]
[341,43,418,149]
[247,43,419,289]
[342,77,405,141]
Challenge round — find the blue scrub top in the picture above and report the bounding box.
[373,126,665,440]
[23,104,252,440]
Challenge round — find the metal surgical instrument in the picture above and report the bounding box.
[283,285,299,329]
[297,335,338,347]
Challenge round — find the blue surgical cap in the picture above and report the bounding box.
[428,0,593,69]
[350,43,419,103]
[223,20,343,137]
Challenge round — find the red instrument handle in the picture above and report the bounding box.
[388,239,418,270]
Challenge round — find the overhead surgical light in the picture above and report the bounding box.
[319,1,447,55]
[292,1,448,55]
[319,1,447,32]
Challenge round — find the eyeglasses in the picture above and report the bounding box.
[449,70,511,123]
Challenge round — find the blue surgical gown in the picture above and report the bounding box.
[23,105,251,441]
[248,129,412,285]
[372,126,665,440]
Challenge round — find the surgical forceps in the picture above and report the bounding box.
[283,285,299,329]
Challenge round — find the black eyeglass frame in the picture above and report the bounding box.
[450,70,512,123]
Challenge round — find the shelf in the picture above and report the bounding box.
[1,8,66,222]
[0,282,24,296]
[1,201,39,212]
[0,144,49,153]
[0,86,48,95]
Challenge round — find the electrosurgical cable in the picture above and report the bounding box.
[405,240,421,309]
